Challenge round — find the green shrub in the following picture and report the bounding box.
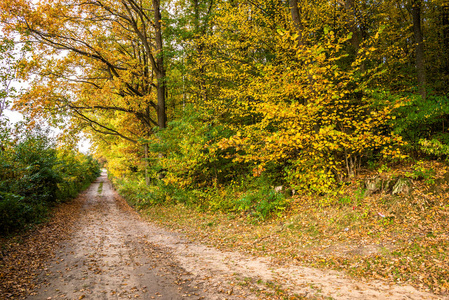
[149,105,247,190]
[0,126,100,235]
[418,138,449,159]
[235,187,290,221]
[393,94,449,158]
[0,193,32,235]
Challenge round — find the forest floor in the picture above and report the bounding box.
[1,170,447,299]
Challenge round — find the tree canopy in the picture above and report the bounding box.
[1,0,448,190]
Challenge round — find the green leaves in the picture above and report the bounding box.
[0,127,100,235]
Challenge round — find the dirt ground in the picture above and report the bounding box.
[24,172,444,299]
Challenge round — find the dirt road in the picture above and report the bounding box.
[26,172,443,299]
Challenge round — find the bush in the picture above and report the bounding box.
[0,127,100,235]
[113,177,169,208]
[235,187,290,221]
[0,192,35,234]
[393,94,449,158]
[149,105,246,190]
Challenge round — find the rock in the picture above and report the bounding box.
[274,186,283,193]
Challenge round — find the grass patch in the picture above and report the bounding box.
[97,182,103,194]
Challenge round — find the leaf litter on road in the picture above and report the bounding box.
[0,193,86,298]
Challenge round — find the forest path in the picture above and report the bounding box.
[27,171,442,300]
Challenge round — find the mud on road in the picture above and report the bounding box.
[25,172,443,299]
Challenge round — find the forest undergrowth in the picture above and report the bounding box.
[116,160,449,297]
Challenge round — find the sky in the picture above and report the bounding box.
[3,108,23,123]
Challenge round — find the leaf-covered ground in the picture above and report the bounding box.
[137,161,449,298]
[0,193,85,298]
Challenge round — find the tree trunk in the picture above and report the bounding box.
[345,0,361,51]
[153,0,166,129]
[193,0,208,103]
[412,0,426,100]
[442,4,449,77]
[144,143,150,185]
[288,0,304,47]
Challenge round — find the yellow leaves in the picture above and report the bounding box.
[365,47,377,55]
[208,51,404,187]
